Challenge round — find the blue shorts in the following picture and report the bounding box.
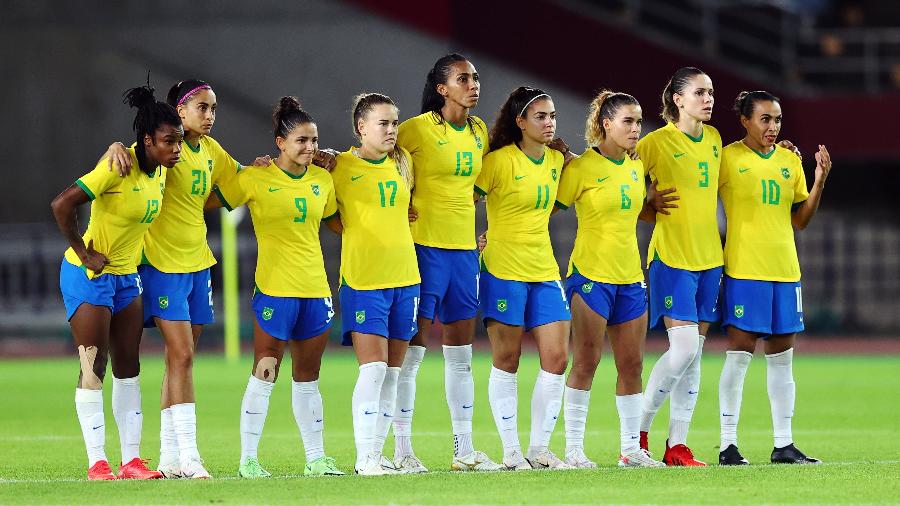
[416,245,479,324]
[722,276,804,337]
[479,271,570,331]
[339,284,420,345]
[59,259,141,321]
[138,265,214,328]
[252,290,334,341]
[565,273,647,326]
[648,260,722,330]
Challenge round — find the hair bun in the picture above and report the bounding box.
[279,96,302,113]
[123,86,157,109]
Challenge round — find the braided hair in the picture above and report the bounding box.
[122,83,181,173]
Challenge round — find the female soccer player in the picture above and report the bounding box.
[206,97,344,478]
[103,79,254,479]
[390,53,502,473]
[555,91,665,468]
[327,93,420,476]
[717,91,829,466]
[635,67,723,466]
[51,84,182,480]
[475,86,573,470]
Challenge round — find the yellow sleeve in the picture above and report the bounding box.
[792,156,810,203]
[474,151,501,195]
[555,164,582,210]
[718,153,731,189]
[323,183,338,220]
[209,138,242,186]
[75,158,121,200]
[397,118,421,155]
[214,170,250,211]
[475,118,490,157]
[636,136,657,182]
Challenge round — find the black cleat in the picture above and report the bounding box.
[719,444,749,465]
[771,443,821,464]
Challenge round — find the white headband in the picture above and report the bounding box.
[519,93,550,117]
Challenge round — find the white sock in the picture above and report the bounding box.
[563,386,590,453]
[170,402,200,465]
[352,361,386,468]
[111,375,142,464]
[488,366,520,453]
[766,348,795,448]
[670,335,705,446]
[617,393,643,455]
[239,375,274,464]
[529,369,565,452]
[719,350,753,448]
[374,367,400,456]
[159,408,178,463]
[393,346,424,458]
[640,324,699,433]
[292,380,325,462]
[444,345,476,457]
[75,388,107,466]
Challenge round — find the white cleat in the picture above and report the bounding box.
[502,449,533,471]
[355,454,400,476]
[180,457,212,479]
[618,449,666,468]
[526,449,575,470]
[564,447,598,469]
[156,455,182,479]
[394,454,428,474]
[452,450,504,471]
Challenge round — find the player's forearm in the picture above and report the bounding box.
[50,194,87,258]
[792,180,825,230]
[638,201,657,223]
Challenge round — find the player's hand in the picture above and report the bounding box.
[627,149,640,160]
[813,145,832,187]
[80,240,110,274]
[408,204,418,222]
[251,155,271,167]
[548,137,570,155]
[477,232,487,252]
[314,149,338,171]
[778,139,802,160]
[649,181,679,215]
[106,142,132,177]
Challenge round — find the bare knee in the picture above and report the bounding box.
[253,356,279,383]
[493,348,521,373]
[541,350,568,375]
[616,354,643,385]
[166,345,194,371]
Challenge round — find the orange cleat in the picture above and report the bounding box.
[117,458,164,479]
[663,441,707,467]
[87,460,117,481]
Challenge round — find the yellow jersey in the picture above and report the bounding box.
[474,144,563,282]
[331,149,420,290]
[215,162,336,298]
[142,135,240,273]
[555,148,646,284]
[65,148,166,277]
[636,122,723,270]
[398,112,489,250]
[719,142,808,282]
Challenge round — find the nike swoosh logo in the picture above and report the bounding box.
[437,140,450,145]
[673,153,686,158]
[132,187,141,192]
[382,413,392,418]
[722,414,734,417]
[350,175,364,181]
[596,176,609,183]
[514,175,526,180]
[268,187,281,192]
[400,408,413,413]
[245,410,262,415]
[688,390,698,395]
[364,410,376,415]
[630,436,639,439]
[738,167,750,173]
[462,405,473,409]
[501,415,514,420]
[92,425,104,430]
[315,419,323,423]
[658,389,668,393]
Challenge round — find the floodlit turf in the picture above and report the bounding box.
[1,350,898,505]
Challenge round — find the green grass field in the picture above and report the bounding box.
[1,350,898,505]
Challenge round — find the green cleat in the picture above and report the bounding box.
[304,456,345,476]
[238,457,271,478]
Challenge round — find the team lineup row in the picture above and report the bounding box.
[50,53,832,480]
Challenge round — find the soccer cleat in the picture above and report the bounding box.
[502,449,533,471]
[771,443,821,465]
[238,457,271,478]
[564,447,598,469]
[663,441,707,467]
[304,456,345,476]
[618,449,665,468]
[719,444,750,466]
[526,449,575,470]
[117,458,164,479]
[180,457,212,479]
[451,450,504,471]
[87,460,116,481]
[355,454,400,476]
[639,431,649,452]
[393,454,428,474]
[157,455,182,479]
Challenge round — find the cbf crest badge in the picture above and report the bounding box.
[631,169,638,182]
[475,136,483,150]
[582,282,594,294]
[712,145,719,158]
[311,184,320,196]
[781,168,791,179]
[262,307,274,321]
[551,168,558,181]
[497,299,508,312]
[355,310,366,324]
[664,295,673,309]
[734,305,745,318]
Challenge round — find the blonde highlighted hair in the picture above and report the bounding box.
[351,92,414,189]
[584,90,639,146]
